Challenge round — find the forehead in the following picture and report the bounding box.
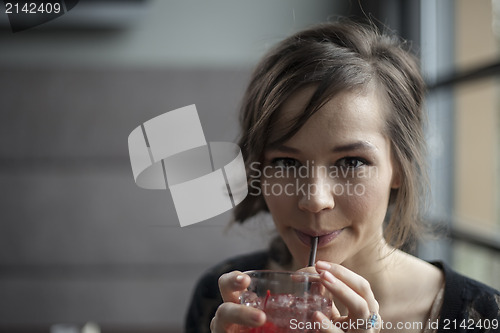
[268,85,388,146]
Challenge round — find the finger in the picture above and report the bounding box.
[218,271,251,303]
[329,300,342,319]
[318,271,383,332]
[211,302,266,333]
[316,262,375,300]
[292,269,341,319]
[296,266,317,274]
[319,270,372,319]
[312,311,344,333]
[316,261,379,312]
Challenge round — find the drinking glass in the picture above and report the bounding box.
[239,270,332,333]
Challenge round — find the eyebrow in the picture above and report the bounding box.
[330,141,377,153]
[266,141,377,154]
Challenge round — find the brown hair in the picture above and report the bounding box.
[234,19,427,254]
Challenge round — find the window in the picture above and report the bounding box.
[419,0,500,290]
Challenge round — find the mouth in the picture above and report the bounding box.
[295,229,343,247]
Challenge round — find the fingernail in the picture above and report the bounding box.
[316,261,331,270]
[236,274,245,282]
[322,271,336,284]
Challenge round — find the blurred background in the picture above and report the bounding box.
[0,0,499,332]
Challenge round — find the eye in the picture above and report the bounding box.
[271,157,300,169]
[337,157,367,169]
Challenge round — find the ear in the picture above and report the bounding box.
[391,161,402,189]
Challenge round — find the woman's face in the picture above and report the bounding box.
[261,86,400,270]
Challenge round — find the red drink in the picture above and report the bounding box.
[239,271,331,333]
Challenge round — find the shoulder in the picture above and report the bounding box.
[432,262,500,323]
[185,251,269,333]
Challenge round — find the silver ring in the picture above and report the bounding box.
[365,312,379,329]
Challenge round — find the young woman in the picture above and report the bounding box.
[186,20,500,333]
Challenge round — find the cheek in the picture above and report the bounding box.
[340,178,392,221]
[261,178,298,218]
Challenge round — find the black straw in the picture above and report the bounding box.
[308,236,319,266]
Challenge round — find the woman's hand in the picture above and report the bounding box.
[210,271,266,333]
[313,261,381,332]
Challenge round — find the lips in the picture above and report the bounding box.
[295,229,343,247]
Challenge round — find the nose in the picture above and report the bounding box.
[298,176,335,213]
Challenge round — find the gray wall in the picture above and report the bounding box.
[0,67,272,330]
[0,1,339,331]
